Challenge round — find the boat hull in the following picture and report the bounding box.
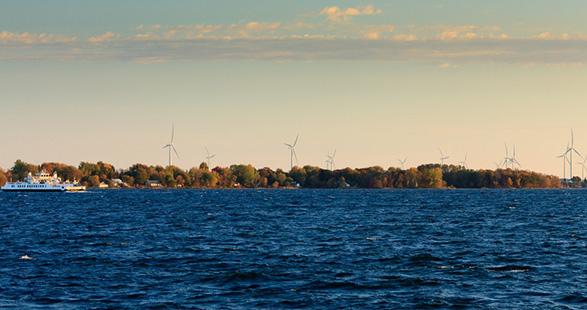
[1,188,66,192]
[1,185,86,192]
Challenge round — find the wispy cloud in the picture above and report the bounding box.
[88,32,118,44]
[3,37,587,66]
[320,5,382,22]
[362,25,395,40]
[532,32,587,41]
[3,22,587,65]
[0,31,76,44]
[435,25,509,41]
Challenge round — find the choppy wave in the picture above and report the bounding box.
[0,189,586,308]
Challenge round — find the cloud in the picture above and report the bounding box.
[4,37,587,66]
[244,22,281,31]
[436,25,509,41]
[364,31,381,40]
[320,5,382,21]
[4,24,587,66]
[131,22,282,41]
[0,31,76,44]
[438,63,458,69]
[363,25,395,40]
[391,34,418,42]
[88,32,118,44]
[533,32,584,41]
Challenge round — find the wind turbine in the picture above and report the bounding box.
[458,153,468,168]
[511,145,521,169]
[284,134,299,170]
[439,149,449,165]
[560,129,582,179]
[577,157,587,180]
[326,149,336,170]
[557,142,570,181]
[205,147,216,168]
[502,144,511,169]
[398,158,407,169]
[502,144,520,169]
[162,123,179,167]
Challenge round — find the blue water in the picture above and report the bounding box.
[0,190,586,309]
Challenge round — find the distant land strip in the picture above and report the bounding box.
[0,160,577,189]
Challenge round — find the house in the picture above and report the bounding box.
[146,180,163,188]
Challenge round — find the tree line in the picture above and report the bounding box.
[0,159,567,189]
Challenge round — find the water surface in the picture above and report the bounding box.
[0,189,585,309]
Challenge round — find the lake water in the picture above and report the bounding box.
[0,189,585,309]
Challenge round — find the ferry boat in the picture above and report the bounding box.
[1,171,86,192]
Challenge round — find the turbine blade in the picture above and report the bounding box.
[574,149,583,158]
[293,149,298,164]
[171,123,175,143]
[172,145,180,159]
[293,134,299,147]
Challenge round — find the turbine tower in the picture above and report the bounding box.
[502,144,512,169]
[511,145,521,169]
[577,157,587,180]
[284,134,299,170]
[439,149,449,165]
[205,147,216,168]
[162,123,179,167]
[557,142,571,181]
[326,149,336,170]
[502,144,520,169]
[560,129,582,179]
[458,153,468,168]
[398,158,407,169]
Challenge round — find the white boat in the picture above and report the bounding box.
[1,171,86,192]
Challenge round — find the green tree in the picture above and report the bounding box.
[231,164,258,188]
[200,171,219,188]
[127,164,150,185]
[11,160,38,181]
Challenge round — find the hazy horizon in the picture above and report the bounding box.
[2,1,587,176]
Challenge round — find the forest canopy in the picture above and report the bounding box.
[0,160,564,189]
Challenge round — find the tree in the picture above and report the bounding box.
[0,168,7,186]
[214,167,235,188]
[200,171,219,188]
[87,175,100,187]
[419,166,444,188]
[11,160,38,181]
[127,164,150,185]
[41,162,82,182]
[231,164,258,188]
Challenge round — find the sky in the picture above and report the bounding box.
[2,1,587,176]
